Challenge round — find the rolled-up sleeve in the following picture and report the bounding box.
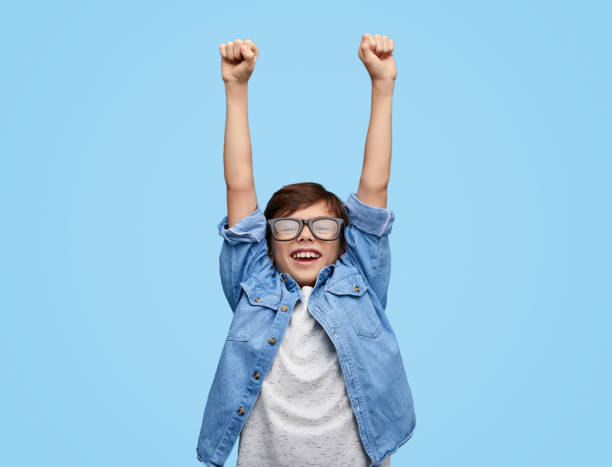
[343,193,395,308]
[218,208,270,312]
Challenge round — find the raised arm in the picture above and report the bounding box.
[356,33,396,209]
[219,38,260,227]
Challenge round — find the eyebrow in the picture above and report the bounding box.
[275,216,335,220]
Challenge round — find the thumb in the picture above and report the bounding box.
[359,33,377,58]
[241,44,256,63]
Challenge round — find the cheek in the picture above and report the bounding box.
[268,242,277,263]
[270,243,287,264]
[325,242,342,259]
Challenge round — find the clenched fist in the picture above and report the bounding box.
[219,39,259,85]
[358,33,396,82]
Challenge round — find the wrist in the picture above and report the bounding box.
[224,81,248,101]
[372,78,395,91]
[224,80,248,90]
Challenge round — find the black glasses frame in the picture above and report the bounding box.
[267,217,345,241]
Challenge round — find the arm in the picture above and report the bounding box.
[356,33,397,209]
[219,38,259,227]
[217,39,271,312]
[342,34,397,307]
[218,209,269,312]
[358,79,395,208]
[343,193,395,308]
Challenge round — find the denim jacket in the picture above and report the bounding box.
[196,193,416,467]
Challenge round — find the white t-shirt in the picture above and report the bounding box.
[236,285,391,467]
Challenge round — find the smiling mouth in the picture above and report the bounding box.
[291,258,318,266]
[290,251,321,265]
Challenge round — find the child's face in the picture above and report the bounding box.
[269,201,343,288]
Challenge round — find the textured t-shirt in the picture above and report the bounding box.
[236,285,391,467]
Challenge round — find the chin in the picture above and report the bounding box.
[294,273,316,287]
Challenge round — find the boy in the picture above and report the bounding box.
[197,33,416,467]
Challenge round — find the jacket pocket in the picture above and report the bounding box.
[325,272,383,339]
[226,277,278,341]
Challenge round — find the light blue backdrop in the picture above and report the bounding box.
[1,1,610,466]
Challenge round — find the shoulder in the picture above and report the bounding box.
[344,193,395,237]
[218,207,267,245]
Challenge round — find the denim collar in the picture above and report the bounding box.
[242,251,361,310]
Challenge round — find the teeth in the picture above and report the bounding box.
[292,251,320,259]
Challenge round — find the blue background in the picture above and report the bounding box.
[1,1,610,466]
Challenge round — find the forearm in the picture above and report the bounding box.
[223,82,255,190]
[358,79,395,208]
[223,82,258,227]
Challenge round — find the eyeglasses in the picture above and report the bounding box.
[267,217,345,241]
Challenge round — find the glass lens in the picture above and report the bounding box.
[273,219,301,239]
[312,218,339,239]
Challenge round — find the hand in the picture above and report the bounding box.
[219,38,259,85]
[358,33,396,82]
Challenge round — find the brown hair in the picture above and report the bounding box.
[264,182,349,254]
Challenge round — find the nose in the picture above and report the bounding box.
[297,222,315,241]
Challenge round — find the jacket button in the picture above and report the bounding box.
[254,297,261,302]
[281,305,288,311]
[253,371,261,379]
[237,407,245,415]
[354,285,360,292]
[268,337,276,345]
